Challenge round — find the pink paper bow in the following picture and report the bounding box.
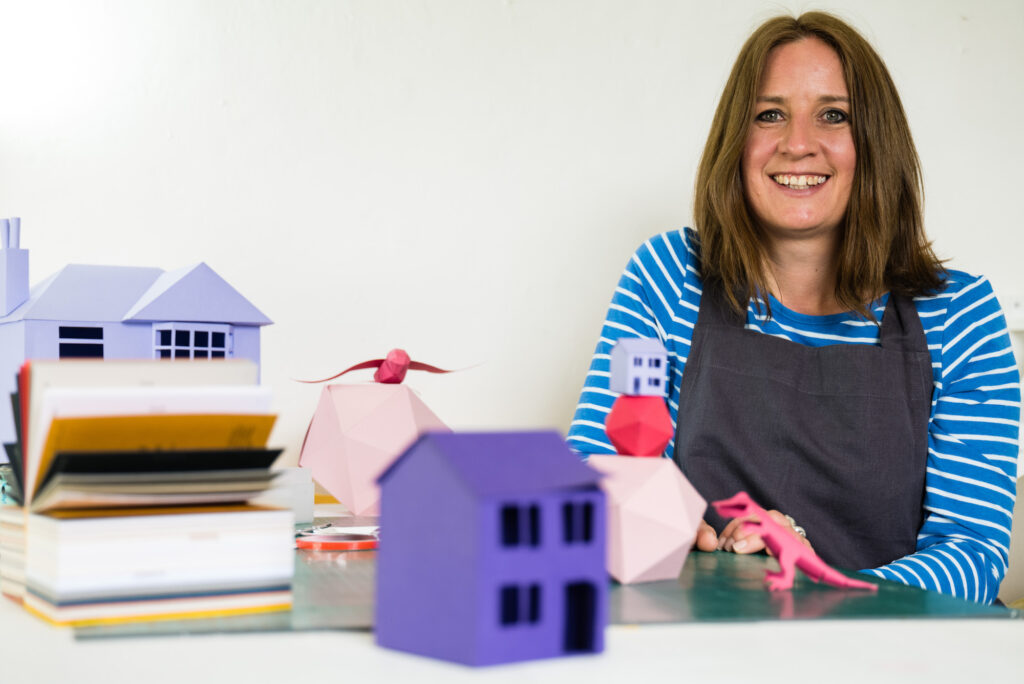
[298,348,454,384]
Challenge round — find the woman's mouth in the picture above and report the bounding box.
[771,174,828,190]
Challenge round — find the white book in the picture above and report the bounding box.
[25,505,294,603]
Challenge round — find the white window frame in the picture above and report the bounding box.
[152,322,233,360]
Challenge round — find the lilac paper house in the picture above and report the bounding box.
[0,217,271,449]
[375,431,607,666]
[610,337,667,396]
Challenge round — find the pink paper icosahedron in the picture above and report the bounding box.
[605,395,673,456]
[587,455,706,584]
[298,383,449,515]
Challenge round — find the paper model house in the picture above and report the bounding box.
[587,455,706,584]
[610,337,667,396]
[298,383,449,515]
[375,431,607,666]
[0,217,271,447]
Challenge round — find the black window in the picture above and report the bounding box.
[562,500,595,545]
[500,503,541,548]
[498,584,542,627]
[58,326,104,359]
[154,325,231,360]
[500,586,518,625]
[501,506,520,547]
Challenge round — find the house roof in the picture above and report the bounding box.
[379,431,602,497]
[0,262,271,326]
[613,337,667,355]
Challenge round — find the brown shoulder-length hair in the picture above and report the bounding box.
[694,11,944,318]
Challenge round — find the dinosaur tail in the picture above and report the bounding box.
[800,560,877,591]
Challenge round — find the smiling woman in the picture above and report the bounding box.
[568,12,1021,605]
[742,38,856,268]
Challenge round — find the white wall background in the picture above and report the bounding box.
[1,0,1022,467]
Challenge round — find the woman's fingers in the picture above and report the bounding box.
[719,516,765,554]
[694,520,719,551]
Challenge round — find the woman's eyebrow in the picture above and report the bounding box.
[755,95,850,103]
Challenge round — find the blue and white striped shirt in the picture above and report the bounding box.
[568,229,1020,603]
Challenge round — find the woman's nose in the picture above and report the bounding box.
[779,116,816,156]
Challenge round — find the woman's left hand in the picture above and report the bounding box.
[718,509,813,554]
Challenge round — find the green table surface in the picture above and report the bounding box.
[75,541,1017,639]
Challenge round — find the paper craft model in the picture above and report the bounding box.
[712,492,877,592]
[375,431,607,666]
[297,351,450,515]
[0,217,271,449]
[610,337,667,396]
[593,337,706,583]
[605,338,672,456]
[588,455,706,584]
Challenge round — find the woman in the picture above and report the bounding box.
[567,12,1019,604]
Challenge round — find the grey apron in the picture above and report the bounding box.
[674,284,933,570]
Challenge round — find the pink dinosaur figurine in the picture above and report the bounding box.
[712,491,877,592]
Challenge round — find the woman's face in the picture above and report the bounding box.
[742,38,855,243]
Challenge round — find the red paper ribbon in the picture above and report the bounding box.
[298,348,454,384]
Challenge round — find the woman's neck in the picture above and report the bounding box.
[762,233,843,316]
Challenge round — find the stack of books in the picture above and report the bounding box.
[1,359,295,626]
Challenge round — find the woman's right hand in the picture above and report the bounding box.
[694,519,719,551]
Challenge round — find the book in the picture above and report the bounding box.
[23,504,294,626]
[6,359,295,626]
[31,447,283,512]
[0,504,27,601]
[20,376,272,507]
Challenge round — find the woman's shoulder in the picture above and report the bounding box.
[626,228,702,279]
[914,268,994,305]
[913,268,1007,332]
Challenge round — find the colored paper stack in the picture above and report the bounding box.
[4,359,295,626]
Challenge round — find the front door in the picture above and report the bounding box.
[563,581,596,652]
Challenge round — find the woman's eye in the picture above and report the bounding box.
[823,109,848,124]
[755,109,782,123]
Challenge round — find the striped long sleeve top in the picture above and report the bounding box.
[568,229,1020,603]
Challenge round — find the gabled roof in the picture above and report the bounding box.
[0,262,270,326]
[613,337,666,355]
[123,263,271,325]
[380,431,602,498]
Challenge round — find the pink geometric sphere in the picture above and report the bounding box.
[298,383,449,515]
[587,455,707,584]
[605,395,672,457]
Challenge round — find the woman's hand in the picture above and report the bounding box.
[694,519,719,551]
[692,512,813,554]
[718,510,812,554]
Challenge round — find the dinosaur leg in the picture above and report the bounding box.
[765,551,797,591]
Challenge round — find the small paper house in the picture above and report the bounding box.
[375,431,607,666]
[0,218,271,449]
[298,383,448,515]
[610,337,667,396]
[587,455,706,584]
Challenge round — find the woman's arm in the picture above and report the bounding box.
[566,230,700,458]
[865,275,1020,603]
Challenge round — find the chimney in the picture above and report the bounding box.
[1,217,29,316]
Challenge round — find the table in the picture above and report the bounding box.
[2,506,1021,684]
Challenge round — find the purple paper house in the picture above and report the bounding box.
[610,338,667,396]
[375,431,607,666]
[0,217,271,450]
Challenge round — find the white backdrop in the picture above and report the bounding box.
[1,0,1021,466]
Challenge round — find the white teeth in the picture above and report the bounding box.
[772,174,827,189]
